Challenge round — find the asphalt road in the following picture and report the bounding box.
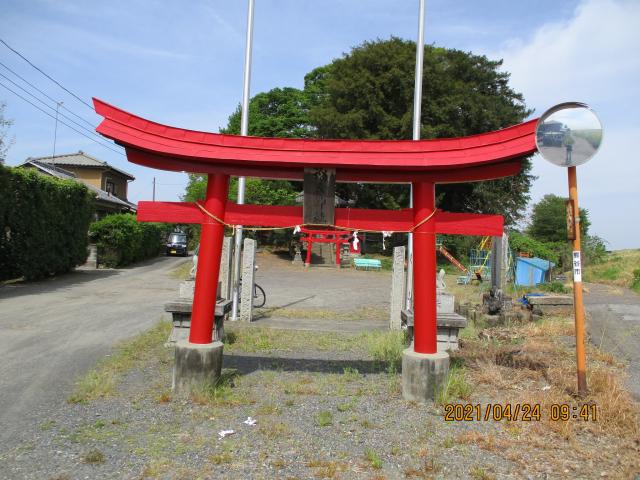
[584,283,640,399]
[0,256,187,448]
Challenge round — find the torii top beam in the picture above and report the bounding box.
[93,99,537,184]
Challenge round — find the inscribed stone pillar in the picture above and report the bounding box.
[218,236,233,300]
[239,238,256,322]
[303,168,336,265]
[390,246,406,330]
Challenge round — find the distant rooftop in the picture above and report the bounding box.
[26,151,135,180]
[19,159,136,211]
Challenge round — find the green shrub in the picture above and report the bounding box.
[0,165,94,280]
[509,231,558,264]
[632,269,640,293]
[89,214,167,267]
[538,281,568,294]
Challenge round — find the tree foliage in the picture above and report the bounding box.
[89,214,168,267]
[222,87,314,138]
[528,194,590,243]
[307,38,534,221]
[0,165,94,280]
[185,38,535,227]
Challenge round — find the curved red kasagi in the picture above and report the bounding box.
[93,98,537,182]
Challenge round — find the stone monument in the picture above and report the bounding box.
[402,269,467,351]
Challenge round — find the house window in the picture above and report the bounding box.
[106,179,116,196]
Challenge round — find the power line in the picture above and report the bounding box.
[0,81,124,156]
[0,71,122,151]
[0,38,94,111]
[0,60,95,129]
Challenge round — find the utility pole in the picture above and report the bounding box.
[406,0,426,311]
[231,0,255,321]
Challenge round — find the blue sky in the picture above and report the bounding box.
[1,0,638,249]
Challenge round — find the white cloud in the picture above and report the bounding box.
[491,0,640,249]
[498,0,640,113]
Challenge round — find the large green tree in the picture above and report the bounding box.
[528,194,590,243]
[185,38,535,226]
[306,38,534,221]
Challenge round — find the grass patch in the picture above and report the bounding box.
[315,410,333,427]
[68,320,171,403]
[256,305,387,321]
[189,370,250,407]
[582,249,640,289]
[83,448,105,464]
[364,448,383,469]
[435,361,472,405]
[469,465,495,480]
[632,268,640,293]
[168,260,192,280]
[365,330,405,373]
[225,325,403,363]
[225,325,362,353]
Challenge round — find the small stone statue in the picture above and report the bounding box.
[436,268,447,291]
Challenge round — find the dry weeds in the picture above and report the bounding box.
[452,314,640,478]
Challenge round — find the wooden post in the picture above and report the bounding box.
[412,181,437,354]
[189,173,229,344]
[568,166,587,396]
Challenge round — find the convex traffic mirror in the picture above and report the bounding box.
[536,102,603,167]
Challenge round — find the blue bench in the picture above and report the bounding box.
[353,258,382,270]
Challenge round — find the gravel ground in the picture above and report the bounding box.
[0,339,517,480]
[2,254,638,479]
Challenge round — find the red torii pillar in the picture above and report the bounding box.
[413,181,437,354]
[189,173,229,344]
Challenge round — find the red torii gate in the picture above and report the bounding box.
[93,98,537,355]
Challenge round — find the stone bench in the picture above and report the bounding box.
[525,294,573,315]
[401,309,467,352]
[164,298,232,345]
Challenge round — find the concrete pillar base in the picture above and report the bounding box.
[172,340,224,394]
[402,348,449,403]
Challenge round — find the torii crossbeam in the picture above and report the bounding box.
[94,98,537,355]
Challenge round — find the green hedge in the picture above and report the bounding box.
[0,165,94,280]
[89,214,167,267]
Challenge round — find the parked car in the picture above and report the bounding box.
[166,232,188,256]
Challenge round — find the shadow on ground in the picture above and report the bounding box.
[0,269,121,299]
[223,352,390,375]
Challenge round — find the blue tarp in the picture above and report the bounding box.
[515,257,555,286]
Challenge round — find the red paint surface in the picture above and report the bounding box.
[412,182,438,354]
[94,99,536,182]
[138,202,503,236]
[189,174,229,344]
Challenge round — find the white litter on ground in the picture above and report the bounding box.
[218,429,235,439]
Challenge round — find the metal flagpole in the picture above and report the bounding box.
[231,0,255,321]
[406,0,426,311]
